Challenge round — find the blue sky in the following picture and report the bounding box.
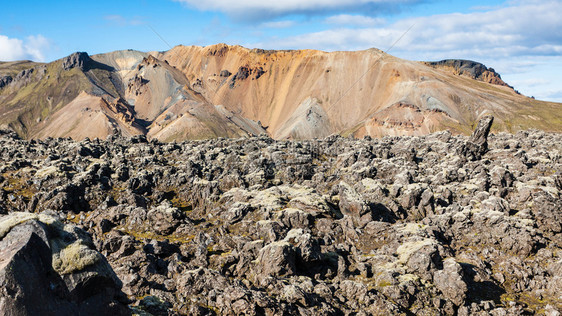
[1,0,561,102]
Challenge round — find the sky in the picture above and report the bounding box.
[1,0,561,102]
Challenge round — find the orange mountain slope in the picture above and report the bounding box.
[158,44,562,138]
[0,44,560,141]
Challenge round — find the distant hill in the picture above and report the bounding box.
[0,44,560,140]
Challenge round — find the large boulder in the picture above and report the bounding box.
[338,181,371,224]
[254,241,297,279]
[147,202,185,235]
[433,258,468,307]
[61,52,92,71]
[458,115,494,160]
[0,212,129,315]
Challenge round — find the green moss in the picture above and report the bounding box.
[51,240,101,275]
[1,171,36,199]
[130,306,153,316]
[396,238,436,264]
[499,291,561,312]
[0,212,41,238]
[0,212,102,274]
[169,196,193,212]
[0,61,43,77]
[501,294,516,302]
[376,281,393,288]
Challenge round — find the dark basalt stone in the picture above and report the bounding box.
[62,52,92,71]
[0,119,560,315]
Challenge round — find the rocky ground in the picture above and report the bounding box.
[0,117,561,315]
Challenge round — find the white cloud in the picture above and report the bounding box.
[543,90,562,102]
[24,35,50,61]
[499,55,562,102]
[254,0,562,59]
[325,14,385,27]
[0,34,49,61]
[261,21,296,29]
[175,0,424,20]
[0,36,26,61]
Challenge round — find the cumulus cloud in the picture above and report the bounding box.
[255,0,562,60]
[325,14,385,27]
[174,0,425,20]
[0,34,50,61]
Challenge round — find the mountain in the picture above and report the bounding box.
[1,44,561,140]
[0,50,264,141]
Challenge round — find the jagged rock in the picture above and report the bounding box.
[230,66,250,88]
[398,237,442,281]
[0,212,128,315]
[14,68,34,82]
[254,241,297,278]
[0,127,560,315]
[0,75,12,89]
[425,59,511,87]
[458,115,494,160]
[143,239,179,258]
[134,295,172,316]
[284,228,322,267]
[434,258,467,306]
[146,202,185,235]
[254,67,265,79]
[127,74,149,96]
[338,181,370,219]
[61,52,92,71]
[276,208,312,228]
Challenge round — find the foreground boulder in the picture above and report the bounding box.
[0,212,129,315]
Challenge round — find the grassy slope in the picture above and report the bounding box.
[0,61,43,77]
[0,60,102,137]
[425,69,562,135]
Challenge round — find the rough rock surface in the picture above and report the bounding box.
[0,119,561,315]
[0,212,128,315]
[424,59,511,87]
[0,76,12,89]
[61,52,93,71]
[458,115,494,160]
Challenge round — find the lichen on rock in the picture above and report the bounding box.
[51,240,101,274]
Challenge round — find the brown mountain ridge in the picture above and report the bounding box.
[0,43,560,141]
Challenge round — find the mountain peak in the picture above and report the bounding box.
[61,52,91,71]
[0,45,560,141]
[424,59,512,88]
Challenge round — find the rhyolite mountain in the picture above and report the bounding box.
[1,44,561,141]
